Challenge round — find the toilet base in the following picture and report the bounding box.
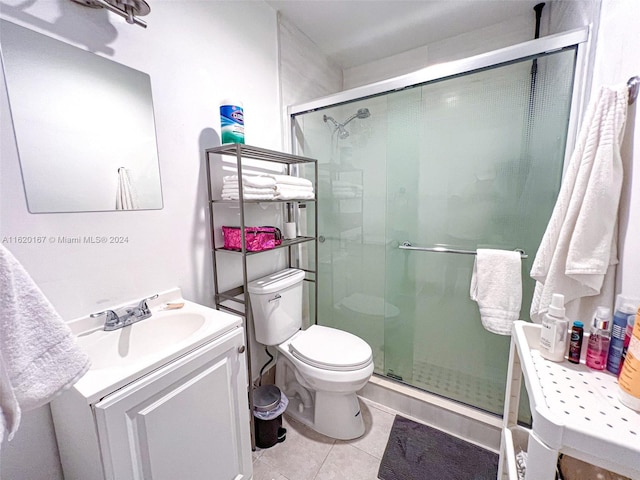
[282,390,366,440]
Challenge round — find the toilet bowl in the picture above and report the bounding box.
[248,269,374,440]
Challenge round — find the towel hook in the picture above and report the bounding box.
[629,76,639,105]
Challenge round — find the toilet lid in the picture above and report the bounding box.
[289,325,373,371]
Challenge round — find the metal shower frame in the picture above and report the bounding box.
[287,27,592,173]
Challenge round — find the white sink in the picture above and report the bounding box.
[68,288,243,403]
[77,311,207,370]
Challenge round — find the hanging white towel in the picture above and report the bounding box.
[115,167,139,210]
[0,245,90,447]
[530,84,628,323]
[470,249,522,335]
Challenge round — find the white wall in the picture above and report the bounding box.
[344,12,537,89]
[277,12,343,143]
[0,0,281,478]
[342,0,602,91]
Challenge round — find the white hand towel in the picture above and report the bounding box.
[115,167,138,210]
[530,84,628,323]
[0,246,90,446]
[470,249,522,335]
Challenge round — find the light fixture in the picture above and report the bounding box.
[71,0,150,28]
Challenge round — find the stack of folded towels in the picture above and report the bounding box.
[331,180,362,199]
[222,174,314,200]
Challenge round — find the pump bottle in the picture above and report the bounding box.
[539,293,570,362]
[586,307,612,371]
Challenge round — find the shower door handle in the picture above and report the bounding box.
[318,235,326,243]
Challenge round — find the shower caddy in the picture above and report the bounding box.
[204,143,318,449]
[498,321,640,480]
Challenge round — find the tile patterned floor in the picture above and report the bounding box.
[252,397,396,480]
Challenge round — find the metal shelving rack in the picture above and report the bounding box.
[204,144,318,450]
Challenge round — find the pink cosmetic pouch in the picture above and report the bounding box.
[222,226,282,252]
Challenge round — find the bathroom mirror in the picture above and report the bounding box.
[0,20,163,212]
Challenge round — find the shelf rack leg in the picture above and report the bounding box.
[498,336,524,479]
[525,431,558,480]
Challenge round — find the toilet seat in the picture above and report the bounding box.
[288,325,373,372]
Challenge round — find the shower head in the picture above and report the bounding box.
[324,107,370,139]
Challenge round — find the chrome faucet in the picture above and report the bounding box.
[90,294,159,331]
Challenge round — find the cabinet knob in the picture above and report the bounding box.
[238,345,246,354]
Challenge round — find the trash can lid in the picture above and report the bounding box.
[253,385,281,412]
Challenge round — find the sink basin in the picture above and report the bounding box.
[77,311,207,369]
[68,288,243,403]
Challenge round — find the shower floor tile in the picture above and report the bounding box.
[411,360,504,414]
[372,348,504,414]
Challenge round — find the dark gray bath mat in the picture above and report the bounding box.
[378,415,498,480]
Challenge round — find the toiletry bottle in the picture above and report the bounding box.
[568,321,584,364]
[607,297,636,375]
[585,307,611,371]
[619,311,637,376]
[539,293,570,362]
[618,306,640,412]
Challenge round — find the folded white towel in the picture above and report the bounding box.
[0,246,90,446]
[470,249,522,335]
[221,186,275,195]
[223,175,276,188]
[221,192,275,200]
[274,184,314,193]
[274,190,315,200]
[266,174,313,188]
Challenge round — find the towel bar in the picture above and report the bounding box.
[399,241,528,259]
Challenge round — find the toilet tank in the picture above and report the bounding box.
[248,268,305,346]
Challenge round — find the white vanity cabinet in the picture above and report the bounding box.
[51,308,252,480]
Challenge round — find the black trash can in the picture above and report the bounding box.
[253,385,287,449]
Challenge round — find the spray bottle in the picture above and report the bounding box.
[539,293,570,362]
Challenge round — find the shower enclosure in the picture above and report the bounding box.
[290,30,588,416]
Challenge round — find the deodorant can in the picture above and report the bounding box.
[220,99,244,144]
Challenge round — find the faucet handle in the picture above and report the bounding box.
[90,309,118,320]
[90,309,120,329]
[137,294,159,314]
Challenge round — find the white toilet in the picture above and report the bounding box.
[248,268,374,440]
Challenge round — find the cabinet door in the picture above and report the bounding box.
[94,328,252,480]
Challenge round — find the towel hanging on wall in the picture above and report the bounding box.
[530,83,629,323]
[0,245,90,448]
[470,249,522,335]
[116,167,139,210]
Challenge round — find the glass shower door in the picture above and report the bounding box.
[292,46,577,416]
[383,49,576,414]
